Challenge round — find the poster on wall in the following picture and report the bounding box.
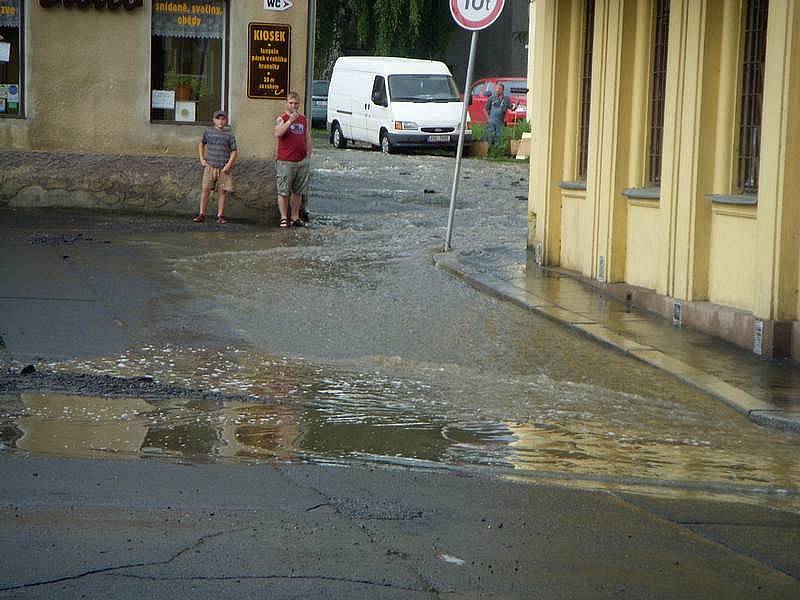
[0,42,10,63]
[247,23,290,100]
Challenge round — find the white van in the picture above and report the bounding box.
[326,56,472,154]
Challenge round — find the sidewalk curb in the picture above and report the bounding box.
[434,253,800,433]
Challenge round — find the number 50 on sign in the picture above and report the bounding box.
[449,0,504,31]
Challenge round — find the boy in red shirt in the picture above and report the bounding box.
[274,91,311,227]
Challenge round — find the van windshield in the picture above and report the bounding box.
[388,74,460,103]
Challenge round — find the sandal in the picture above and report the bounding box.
[216,216,228,224]
[192,214,205,223]
[292,219,305,227]
[279,217,290,228]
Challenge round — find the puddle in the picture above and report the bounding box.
[3,345,800,512]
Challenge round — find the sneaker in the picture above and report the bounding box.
[192,214,205,223]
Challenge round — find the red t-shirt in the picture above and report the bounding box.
[277,113,308,162]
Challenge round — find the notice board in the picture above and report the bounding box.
[248,23,291,99]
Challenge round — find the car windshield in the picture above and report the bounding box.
[312,80,329,96]
[388,74,460,102]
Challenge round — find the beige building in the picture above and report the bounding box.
[0,0,310,219]
[528,0,800,360]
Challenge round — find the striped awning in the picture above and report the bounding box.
[152,1,225,39]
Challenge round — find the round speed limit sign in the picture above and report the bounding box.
[450,0,505,31]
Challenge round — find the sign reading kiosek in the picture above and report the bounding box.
[248,23,291,100]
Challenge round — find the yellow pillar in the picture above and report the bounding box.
[754,0,800,323]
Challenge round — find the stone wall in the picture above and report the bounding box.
[0,151,279,223]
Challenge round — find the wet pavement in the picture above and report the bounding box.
[1,139,798,511]
[1,139,800,597]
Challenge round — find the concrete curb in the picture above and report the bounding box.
[434,253,800,433]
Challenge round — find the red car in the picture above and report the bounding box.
[467,77,528,126]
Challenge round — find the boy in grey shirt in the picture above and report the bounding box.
[194,110,238,224]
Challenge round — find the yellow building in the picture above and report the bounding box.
[528,0,800,360]
[0,0,310,219]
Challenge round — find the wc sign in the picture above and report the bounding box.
[264,0,292,10]
[450,0,505,30]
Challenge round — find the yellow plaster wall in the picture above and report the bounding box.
[560,190,592,273]
[708,206,756,310]
[625,202,661,290]
[0,1,307,160]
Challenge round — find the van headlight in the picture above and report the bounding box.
[394,121,419,131]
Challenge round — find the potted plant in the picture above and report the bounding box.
[163,73,209,101]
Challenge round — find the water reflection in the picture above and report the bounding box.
[0,344,796,511]
[2,382,799,513]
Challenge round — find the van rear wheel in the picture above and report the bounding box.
[380,132,393,154]
[332,123,347,149]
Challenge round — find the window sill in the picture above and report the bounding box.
[705,194,757,206]
[150,120,208,126]
[0,114,26,119]
[559,180,586,191]
[622,187,660,201]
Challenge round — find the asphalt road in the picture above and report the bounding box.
[1,143,799,598]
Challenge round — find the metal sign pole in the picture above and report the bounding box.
[444,30,479,252]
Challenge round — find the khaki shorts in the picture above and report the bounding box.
[276,158,310,197]
[202,166,234,192]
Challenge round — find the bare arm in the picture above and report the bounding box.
[223,149,238,173]
[275,114,294,138]
[198,141,208,167]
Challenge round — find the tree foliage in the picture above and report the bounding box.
[315,0,457,78]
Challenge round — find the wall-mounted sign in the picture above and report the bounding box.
[247,23,290,100]
[152,1,225,39]
[39,0,143,10]
[0,0,19,27]
[264,0,292,10]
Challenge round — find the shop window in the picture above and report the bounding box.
[577,0,595,181]
[0,0,23,117]
[647,0,669,186]
[150,1,227,124]
[737,0,768,193]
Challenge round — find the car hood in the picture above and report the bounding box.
[390,101,464,126]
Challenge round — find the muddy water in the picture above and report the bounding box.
[2,144,799,511]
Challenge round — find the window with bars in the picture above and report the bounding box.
[647,0,670,186]
[577,0,595,181]
[737,0,768,193]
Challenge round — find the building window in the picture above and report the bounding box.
[150,1,227,123]
[737,0,768,193]
[0,0,23,117]
[647,0,669,186]
[577,0,595,181]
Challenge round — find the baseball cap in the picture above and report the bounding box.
[213,110,227,119]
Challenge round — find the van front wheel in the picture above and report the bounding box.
[380,132,394,154]
[332,124,347,149]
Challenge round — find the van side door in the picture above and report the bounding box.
[365,75,390,146]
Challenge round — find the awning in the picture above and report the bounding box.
[152,1,225,40]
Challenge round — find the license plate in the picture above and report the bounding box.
[428,135,450,143]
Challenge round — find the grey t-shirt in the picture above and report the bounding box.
[202,126,237,168]
[486,94,513,126]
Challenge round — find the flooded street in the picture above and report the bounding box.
[2,140,799,511]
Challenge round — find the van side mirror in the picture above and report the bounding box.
[468,94,473,106]
[371,90,388,107]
